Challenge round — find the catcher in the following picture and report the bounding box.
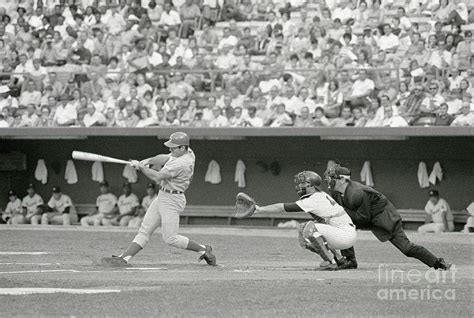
[235,171,357,270]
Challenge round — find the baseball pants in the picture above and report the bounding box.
[418,223,445,233]
[133,192,189,249]
[314,223,357,250]
[81,214,104,226]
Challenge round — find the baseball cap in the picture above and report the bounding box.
[52,186,61,193]
[99,181,109,187]
[146,182,155,189]
[27,183,34,190]
[123,182,131,188]
[164,132,190,148]
[8,190,16,197]
[429,190,439,197]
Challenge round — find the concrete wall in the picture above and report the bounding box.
[0,136,472,210]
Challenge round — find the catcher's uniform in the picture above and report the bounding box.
[133,149,195,249]
[296,192,356,250]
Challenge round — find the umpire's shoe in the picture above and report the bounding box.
[198,245,217,266]
[101,255,129,267]
[333,258,358,270]
[434,258,452,270]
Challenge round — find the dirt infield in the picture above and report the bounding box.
[0,226,472,317]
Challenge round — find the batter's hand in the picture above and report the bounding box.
[129,160,140,170]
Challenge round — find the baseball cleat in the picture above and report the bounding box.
[198,245,217,266]
[319,261,338,270]
[434,258,452,270]
[100,255,129,267]
[333,258,358,270]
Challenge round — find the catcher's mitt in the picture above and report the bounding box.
[234,192,257,219]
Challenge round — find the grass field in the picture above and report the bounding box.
[0,226,472,317]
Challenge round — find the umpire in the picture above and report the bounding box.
[325,164,451,271]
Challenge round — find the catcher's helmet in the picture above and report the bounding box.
[294,171,322,197]
[164,132,190,148]
[324,164,351,189]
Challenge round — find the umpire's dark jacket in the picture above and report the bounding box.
[331,180,402,242]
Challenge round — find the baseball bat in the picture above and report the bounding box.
[72,151,130,165]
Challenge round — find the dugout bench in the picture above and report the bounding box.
[75,204,468,230]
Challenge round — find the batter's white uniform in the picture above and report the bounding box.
[296,192,357,249]
[128,194,157,228]
[133,149,195,249]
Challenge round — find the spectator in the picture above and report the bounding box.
[53,94,77,126]
[450,102,474,126]
[19,79,42,106]
[158,2,181,38]
[36,106,54,127]
[382,106,409,127]
[418,190,454,233]
[434,103,455,126]
[0,114,8,127]
[268,104,293,127]
[1,190,23,225]
[352,107,367,127]
[208,106,229,127]
[324,80,343,118]
[83,104,106,127]
[345,69,374,108]
[116,182,140,227]
[22,184,44,225]
[294,106,313,127]
[329,106,353,127]
[40,186,77,226]
[81,181,118,227]
[313,107,330,127]
[180,0,201,37]
[17,104,39,127]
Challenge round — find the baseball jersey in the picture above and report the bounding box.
[96,193,118,215]
[296,192,353,228]
[48,194,73,213]
[160,149,195,193]
[425,198,448,224]
[5,198,23,216]
[142,194,157,211]
[117,193,140,214]
[22,194,44,214]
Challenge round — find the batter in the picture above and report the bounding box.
[101,132,217,266]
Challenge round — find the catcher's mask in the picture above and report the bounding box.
[294,171,322,197]
[324,164,351,190]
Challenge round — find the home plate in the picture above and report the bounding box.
[0,288,121,295]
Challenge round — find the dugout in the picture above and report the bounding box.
[0,128,473,229]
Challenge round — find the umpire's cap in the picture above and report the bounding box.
[325,164,351,179]
[164,132,189,148]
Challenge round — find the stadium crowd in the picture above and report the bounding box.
[0,0,473,128]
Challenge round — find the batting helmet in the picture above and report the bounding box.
[294,171,322,198]
[164,132,190,148]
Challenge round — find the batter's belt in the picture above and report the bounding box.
[159,186,184,195]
